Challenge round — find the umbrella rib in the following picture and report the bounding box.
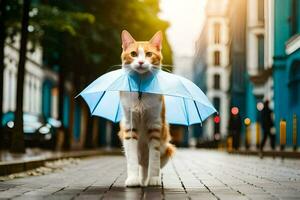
[127,77,132,92]
[78,71,126,96]
[91,91,106,115]
[182,97,189,125]
[114,102,121,122]
[193,100,203,126]
[177,77,213,107]
[178,78,194,99]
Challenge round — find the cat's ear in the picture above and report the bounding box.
[149,31,163,51]
[121,30,135,50]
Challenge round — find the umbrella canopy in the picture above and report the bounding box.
[77,69,217,126]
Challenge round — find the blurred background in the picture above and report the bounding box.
[0,0,299,153]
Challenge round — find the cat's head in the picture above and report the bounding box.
[121,30,163,74]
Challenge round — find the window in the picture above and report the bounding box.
[214,23,221,44]
[257,35,264,71]
[213,74,220,89]
[214,51,220,66]
[289,60,300,106]
[213,98,220,113]
[257,0,264,22]
[290,0,299,36]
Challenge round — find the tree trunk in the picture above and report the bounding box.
[84,116,93,148]
[11,0,30,153]
[0,0,7,149]
[58,67,70,150]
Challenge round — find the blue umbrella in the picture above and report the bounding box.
[77,69,217,126]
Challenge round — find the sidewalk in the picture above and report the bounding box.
[1,149,299,199]
[0,148,122,176]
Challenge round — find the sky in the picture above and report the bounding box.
[159,0,207,57]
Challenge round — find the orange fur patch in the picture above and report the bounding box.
[165,143,176,157]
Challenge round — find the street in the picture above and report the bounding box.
[0,150,300,200]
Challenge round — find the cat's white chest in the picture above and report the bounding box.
[120,91,162,113]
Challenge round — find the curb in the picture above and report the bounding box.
[228,150,300,159]
[0,149,122,176]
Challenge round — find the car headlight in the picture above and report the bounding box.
[39,126,50,134]
[44,134,52,140]
[7,121,14,128]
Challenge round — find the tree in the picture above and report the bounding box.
[6,0,94,152]
[11,0,30,153]
[0,0,7,148]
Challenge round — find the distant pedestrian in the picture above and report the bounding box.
[228,107,242,150]
[260,100,275,151]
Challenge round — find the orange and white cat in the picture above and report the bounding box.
[118,30,175,187]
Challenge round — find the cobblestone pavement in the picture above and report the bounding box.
[0,149,300,200]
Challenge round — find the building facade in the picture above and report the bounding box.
[243,0,275,146]
[3,37,55,121]
[273,0,300,146]
[194,0,230,140]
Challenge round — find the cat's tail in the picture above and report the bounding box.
[161,143,176,168]
[165,143,176,157]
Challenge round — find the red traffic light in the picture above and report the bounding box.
[214,116,220,123]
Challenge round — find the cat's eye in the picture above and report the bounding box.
[146,52,153,57]
[130,51,137,57]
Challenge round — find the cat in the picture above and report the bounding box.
[118,30,175,187]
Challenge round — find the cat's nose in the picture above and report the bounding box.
[138,61,144,65]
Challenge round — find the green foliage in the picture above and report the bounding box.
[31,5,95,36]
[3,0,94,48]
[4,0,173,88]
[75,0,173,78]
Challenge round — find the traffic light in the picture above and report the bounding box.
[214,115,220,124]
[214,115,220,141]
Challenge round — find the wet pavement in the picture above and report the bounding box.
[0,149,300,200]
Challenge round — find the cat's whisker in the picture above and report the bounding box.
[161,64,174,73]
[162,64,174,68]
[106,64,122,72]
[161,67,172,73]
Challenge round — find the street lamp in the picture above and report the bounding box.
[256,102,264,111]
[231,107,239,115]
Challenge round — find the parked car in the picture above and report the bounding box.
[2,112,60,149]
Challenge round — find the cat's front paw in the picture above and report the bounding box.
[148,176,161,186]
[125,176,140,187]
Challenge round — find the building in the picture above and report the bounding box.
[194,0,299,147]
[3,37,57,122]
[228,0,247,119]
[244,0,275,146]
[193,0,231,140]
[273,0,300,146]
